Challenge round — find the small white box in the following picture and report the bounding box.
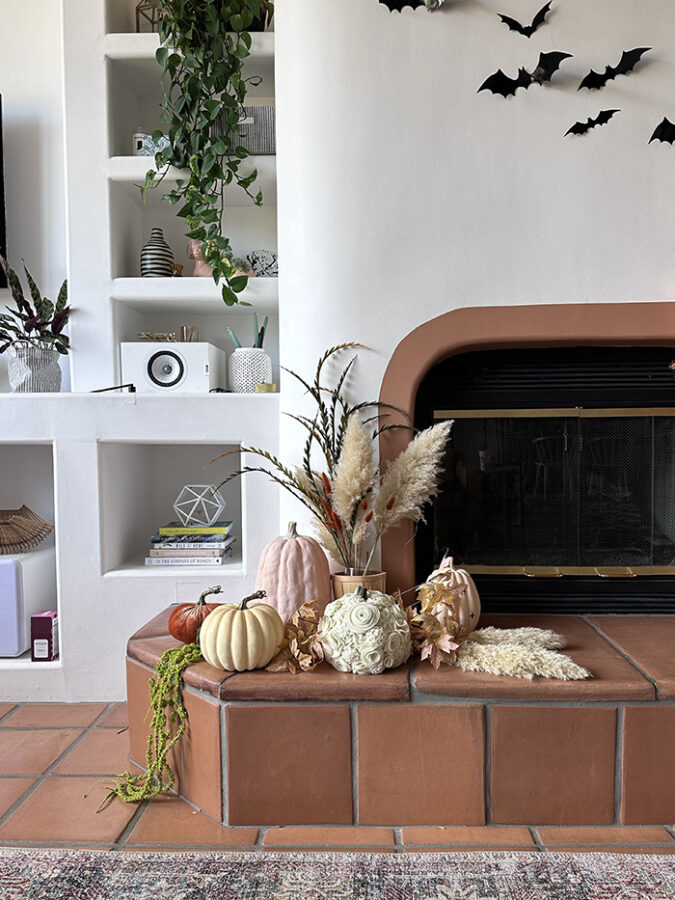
[121,342,227,393]
[0,546,57,658]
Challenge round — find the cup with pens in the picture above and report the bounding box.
[227,314,275,393]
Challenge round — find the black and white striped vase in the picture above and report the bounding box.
[140,227,174,277]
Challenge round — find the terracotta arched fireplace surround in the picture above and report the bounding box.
[379,300,675,593]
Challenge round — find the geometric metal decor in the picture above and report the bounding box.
[172,484,226,527]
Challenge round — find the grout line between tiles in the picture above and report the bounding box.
[113,800,150,850]
[529,827,545,850]
[614,706,625,824]
[484,705,492,824]
[350,705,358,825]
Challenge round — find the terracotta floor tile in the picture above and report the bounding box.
[622,706,675,824]
[0,778,35,817]
[590,617,675,699]
[263,827,396,847]
[0,706,16,721]
[97,704,128,729]
[549,846,675,855]
[0,777,137,842]
[123,846,253,853]
[539,826,674,846]
[358,706,485,825]
[416,616,654,701]
[127,795,257,847]
[227,706,353,826]
[3,704,107,729]
[0,729,82,775]
[402,826,535,847]
[491,706,616,825]
[53,727,131,775]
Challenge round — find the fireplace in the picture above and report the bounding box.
[414,346,675,613]
[378,301,675,610]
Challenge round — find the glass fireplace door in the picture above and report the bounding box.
[434,409,675,575]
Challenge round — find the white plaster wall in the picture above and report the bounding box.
[275,0,675,528]
[0,0,69,391]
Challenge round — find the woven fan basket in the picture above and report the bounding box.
[0,506,54,554]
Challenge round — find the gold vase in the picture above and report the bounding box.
[331,570,387,599]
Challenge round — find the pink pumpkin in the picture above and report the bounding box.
[427,555,481,639]
[255,522,332,623]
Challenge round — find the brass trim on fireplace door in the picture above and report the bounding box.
[461,565,671,576]
[435,407,675,419]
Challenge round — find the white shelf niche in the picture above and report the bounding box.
[107,156,277,208]
[0,442,59,667]
[105,35,275,157]
[98,441,244,577]
[108,179,277,280]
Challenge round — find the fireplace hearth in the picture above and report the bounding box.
[414,346,675,613]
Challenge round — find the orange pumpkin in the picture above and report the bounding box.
[426,556,481,639]
[255,522,332,623]
[168,585,223,644]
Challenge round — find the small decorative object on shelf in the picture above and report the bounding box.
[233,106,276,155]
[168,585,223,644]
[232,257,255,277]
[31,610,58,662]
[135,0,162,32]
[0,506,53,554]
[146,520,235,567]
[228,348,273,393]
[247,0,274,31]
[332,569,387,599]
[226,317,273,392]
[199,589,285,671]
[173,484,226,528]
[171,264,184,278]
[179,325,198,342]
[140,228,174,278]
[256,522,332,623]
[255,382,277,393]
[246,249,278,277]
[132,131,155,157]
[318,586,412,675]
[0,255,70,393]
[137,332,176,342]
[186,239,213,278]
[378,0,445,11]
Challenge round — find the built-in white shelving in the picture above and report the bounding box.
[111,277,279,315]
[107,155,277,207]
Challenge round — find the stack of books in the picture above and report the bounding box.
[144,521,235,567]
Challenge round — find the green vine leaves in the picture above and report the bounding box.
[141,0,273,306]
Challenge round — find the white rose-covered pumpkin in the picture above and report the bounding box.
[318,586,412,675]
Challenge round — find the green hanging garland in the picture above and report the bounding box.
[99,642,202,811]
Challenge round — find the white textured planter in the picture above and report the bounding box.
[228,348,273,393]
[8,344,62,393]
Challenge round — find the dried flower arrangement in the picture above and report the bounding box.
[214,344,452,574]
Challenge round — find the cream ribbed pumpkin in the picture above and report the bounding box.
[255,522,332,623]
[199,590,284,671]
[427,555,481,639]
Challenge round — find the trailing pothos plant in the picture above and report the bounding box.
[142,0,274,307]
[0,255,70,355]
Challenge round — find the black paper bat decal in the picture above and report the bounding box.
[578,47,651,91]
[478,51,572,98]
[649,117,675,145]
[498,2,551,38]
[378,0,425,9]
[565,109,620,136]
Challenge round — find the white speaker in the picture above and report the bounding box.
[0,546,57,657]
[120,342,227,393]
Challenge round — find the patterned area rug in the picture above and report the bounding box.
[2,848,675,899]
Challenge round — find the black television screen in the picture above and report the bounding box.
[0,95,6,288]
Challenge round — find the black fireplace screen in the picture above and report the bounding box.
[433,410,675,574]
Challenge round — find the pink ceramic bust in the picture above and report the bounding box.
[186,239,213,277]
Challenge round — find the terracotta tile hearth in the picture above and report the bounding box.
[120,606,675,831]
